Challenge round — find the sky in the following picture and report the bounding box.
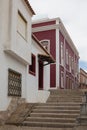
[29,0,87,71]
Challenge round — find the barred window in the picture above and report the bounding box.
[8,69,22,97]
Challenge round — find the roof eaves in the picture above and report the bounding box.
[32,34,55,63]
[32,34,49,55]
[24,0,35,15]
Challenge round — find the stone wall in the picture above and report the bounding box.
[0,97,25,125]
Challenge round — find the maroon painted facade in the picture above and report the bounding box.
[33,30,56,87]
[59,30,78,89]
[32,18,79,89]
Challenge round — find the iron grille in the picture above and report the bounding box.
[8,69,22,97]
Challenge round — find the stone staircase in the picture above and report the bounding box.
[47,89,83,103]
[21,89,84,129]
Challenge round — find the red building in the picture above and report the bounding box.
[32,18,79,89]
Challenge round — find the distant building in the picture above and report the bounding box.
[79,68,87,89]
[32,18,79,89]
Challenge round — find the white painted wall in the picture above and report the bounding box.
[56,28,60,88]
[44,65,50,90]
[0,50,27,110]
[0,0,50,110]
[0,0,32,110]
[3,0,32,64]
[26,39,50,103]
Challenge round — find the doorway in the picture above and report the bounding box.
[38,61,44,90]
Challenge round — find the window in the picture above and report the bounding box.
[29,54,36,76]
[66,49,69,65]
[40,40,50,52]
[71,57,74,70]
[17,11,27,39]
[69,55,71,72]
[8,69,22,97]
[61,42,64,66]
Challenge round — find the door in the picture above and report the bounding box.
[38,61,43,90]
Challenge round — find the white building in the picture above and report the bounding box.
[27,35,55,103]
[0,0,54,110]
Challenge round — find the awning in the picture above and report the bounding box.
[38,54,55,66]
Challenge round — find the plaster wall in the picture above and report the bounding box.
[26,39,50,103]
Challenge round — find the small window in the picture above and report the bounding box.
[61,42,64,66]
[69,55,71,72]
[29,54,36,76]
[40,40,50,52]
[17,11,27,40]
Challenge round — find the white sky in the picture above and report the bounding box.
[29,0,87,63]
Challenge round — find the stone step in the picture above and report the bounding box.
[0,125,73,130]
[39,103,81,106]
[26,127,73,130]
[47,96,82,103]
[30,112,79,118]
[47,96,82,99]
[48,95,82,98]
[47,98,82,102]
[35,105,81,110]
[49,89,83,93]
[33,109,80,114]
[47,100,82,103]
[50,92,83,95]
[25,117,76,123]
[47,100,82,102]
[22,121,75,128]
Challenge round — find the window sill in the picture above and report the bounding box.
[17,31,27,42]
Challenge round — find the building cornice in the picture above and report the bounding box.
[32,24,59,32]
[59,22,79,57]
[32,17,60,24]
